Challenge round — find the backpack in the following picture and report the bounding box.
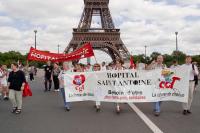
[192,64,198,85]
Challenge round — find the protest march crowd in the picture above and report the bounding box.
[0,55,199,117]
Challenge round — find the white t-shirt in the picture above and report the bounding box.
[150,63,166,70]
[181,64,199,81]
[0,69,8,86]
[86,67,93,72]
[137,63,146,70]
[170,64,180,69]
[115,67,125,70]
[58,69,72,88]
[101,65,107,71]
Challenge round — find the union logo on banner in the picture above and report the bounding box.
[159,69,181,89]
[73,74,86,92]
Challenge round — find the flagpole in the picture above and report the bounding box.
[88,42,97,64]
[94,55,98,64]
[26,60,29,66]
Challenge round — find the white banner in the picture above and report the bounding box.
[64,66,189,103]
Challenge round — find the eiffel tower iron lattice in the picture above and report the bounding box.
[65,0,130,62]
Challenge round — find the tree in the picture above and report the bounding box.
[192,55,200,66]
[150,52,161,61]
[0,51,45,68]
[131,51,199,67]
[163,54,174,67]
[171,51,186,65]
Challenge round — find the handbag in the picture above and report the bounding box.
[23,82,33,97]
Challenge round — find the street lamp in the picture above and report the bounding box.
[175,32,178,51]
[34,30,37,49]
[58,44,60,54]
[175,31,179,63]
[144,45,147,63]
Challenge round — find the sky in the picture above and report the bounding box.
[0,0,200,63]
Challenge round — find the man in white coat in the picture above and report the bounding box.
[182,56,199,115]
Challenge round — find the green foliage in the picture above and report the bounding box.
[132,51,199,66]
[150,52,161,61]
[192,55,200,66]
[171,51,186,65]
[0,50,199,68]
[163,54,174,67]
[0,51,45,68]
[0,51,26,67]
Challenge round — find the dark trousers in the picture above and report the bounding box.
[29,73,34,81]
[53,76,59,90]
[194,75,198,86]
[45,78,52,91]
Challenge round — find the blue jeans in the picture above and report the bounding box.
[154,101,161,113]
[60,88,70,108]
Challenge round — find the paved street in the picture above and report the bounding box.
[0,71,200,133]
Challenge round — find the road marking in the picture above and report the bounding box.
[128,103,164,133]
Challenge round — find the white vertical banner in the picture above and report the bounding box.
[64,72,95,102]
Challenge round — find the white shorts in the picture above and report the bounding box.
[1,80,8,87]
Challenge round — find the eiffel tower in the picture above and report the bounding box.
[65,0,130,62]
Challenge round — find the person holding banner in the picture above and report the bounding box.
[136,60,146,70]
[147,55,166,116]
[182,56,199,115]
[115,59,125,114]
[73,63,84,72]
[93,63,102,112]
[86,63,92,72]
[58,62,71,111]
[44,61,53,92]
[170,60,179,69]
[101,62,107,71]
[52,63,61,92]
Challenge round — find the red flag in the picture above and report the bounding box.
[130,56,136,69]
[27,43,94,62]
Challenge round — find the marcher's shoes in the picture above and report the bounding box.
[96,107,100,112]
[15,109,22,114]
[154,112,160,117]
[65,107,70,112]
[183,110,187,115]
[11,107,17,113]
[3,96,9,101]
[187,110,192,114]
[116,108,121,114]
